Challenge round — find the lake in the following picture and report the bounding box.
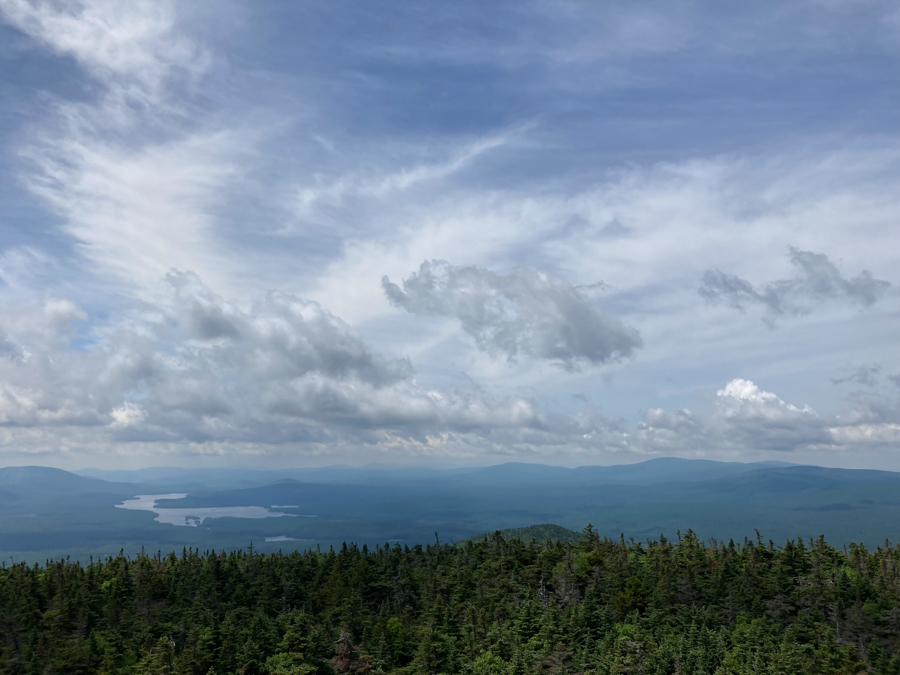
[116,494,305,527]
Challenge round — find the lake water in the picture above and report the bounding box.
[116,494,307,527]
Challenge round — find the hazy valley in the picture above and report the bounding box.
[4,459,900,564]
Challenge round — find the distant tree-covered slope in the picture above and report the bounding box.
[463,523,581,544]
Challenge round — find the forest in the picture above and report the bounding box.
[3,526,900,675]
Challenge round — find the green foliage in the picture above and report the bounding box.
[470,650,511,675]
[464,524,582,545]
[264,653,316,675]
[136,637,176,675]
[1,531,897,674]
[612,576,648,619]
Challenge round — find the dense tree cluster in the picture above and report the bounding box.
[3,527,900,674]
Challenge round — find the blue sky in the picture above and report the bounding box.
[0,0,898,469]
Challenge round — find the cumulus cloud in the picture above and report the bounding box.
[699,247,892,322]
[711,378,900,453]
[382,261,641,370]
[0,299,143,428]
[829,423,900,445]
[0,273,598,454]
[716,378,816,417]
[110,401,145,428]
[711,378,831,451]
[630,378,898,455]
[0,273,848,460]
[823,383,900,446]
[0,289,897,461]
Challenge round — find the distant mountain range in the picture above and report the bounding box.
[3,458,900,563]
[74,458,795,489]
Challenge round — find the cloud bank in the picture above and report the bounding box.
[0,273,897,462]
[382,261,641,370]
[0,273,585,456]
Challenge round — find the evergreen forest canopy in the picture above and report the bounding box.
[4,527,900,675]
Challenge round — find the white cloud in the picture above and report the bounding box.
[293,133,513,231]
[1,0,254,301]
[21,129,245,297]
[829,423,900,444]
[110,401,144,428]
[0,0,206,101]
[308,142,900,333]
[383,260,641,369]
[0,247,55,291]
[716,378,816,417]
[623,379,830,455]
[292,140,900,449]
[0,273,572,455]
[0,280,893,462]
[1,1,899,468]
[700,247,893,323]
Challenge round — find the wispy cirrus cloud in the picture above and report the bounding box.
[0,0,251,301]
[293,132,515,230]
[0,0,206,101]
[19,126,249,298]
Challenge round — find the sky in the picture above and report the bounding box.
[0,0,898,470]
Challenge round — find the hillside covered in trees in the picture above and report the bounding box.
[463,525,581,546]
[3,527,900,674]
